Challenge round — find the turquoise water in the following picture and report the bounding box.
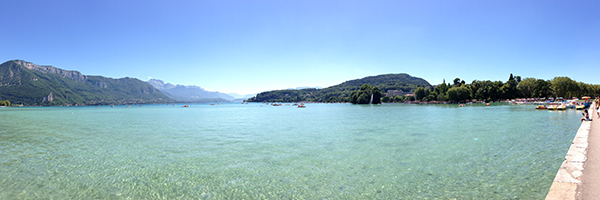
[0,103,582,199]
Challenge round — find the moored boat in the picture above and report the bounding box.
[535,105,547,110]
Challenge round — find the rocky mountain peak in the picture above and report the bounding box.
[13,60,86,81]
[148,78,176,90]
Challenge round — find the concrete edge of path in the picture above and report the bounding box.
[546,108,592,200]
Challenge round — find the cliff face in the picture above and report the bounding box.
[0,60,172,106]
[14,60,86,81]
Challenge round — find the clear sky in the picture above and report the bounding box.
[1,0,599,95]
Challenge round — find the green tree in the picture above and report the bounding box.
[550,77,578,98]
[350,84,382,104]
[425,91,438,101]
[532,79,551,98]
[502,73,519,99]
[381,96,391,102]
[517,78,537,98]
[327,96,339,103]
[0,100,10,106]
[414,87,426,101]
[453,78,461,87]
[447,86,471,102]
[394,95,404,102]
[436,83,450,94]
[437,93,448,101]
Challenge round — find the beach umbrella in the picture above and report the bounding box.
[583,96,591,100]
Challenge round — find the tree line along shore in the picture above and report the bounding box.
[250,74,600,104]
[3,73,598,106]
[406,74,597,103]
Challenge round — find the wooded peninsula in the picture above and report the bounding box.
[249,74,600,104]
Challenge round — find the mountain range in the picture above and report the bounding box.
[147,79,241,103]
[0,59,431,105]
[0,60,171,106]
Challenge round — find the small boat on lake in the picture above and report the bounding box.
[535,105,547,110]
[576,105,584,110]
[183,104,189,107]
[547,104,566,110]
[298,103,306,108]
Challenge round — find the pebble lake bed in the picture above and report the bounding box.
[0,103,583,199]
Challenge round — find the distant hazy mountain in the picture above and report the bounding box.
[148,79,235,102]
[227,93,257,99]
[0,60,171,106]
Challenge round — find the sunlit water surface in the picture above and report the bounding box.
[0,103,582,199]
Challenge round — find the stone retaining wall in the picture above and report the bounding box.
[545,108,592,200]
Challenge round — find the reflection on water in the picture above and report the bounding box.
[0,104,581,199]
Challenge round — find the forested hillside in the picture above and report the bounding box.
[0,60,171,106]
[248,73,431,102]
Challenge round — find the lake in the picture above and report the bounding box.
[0,103,582,199]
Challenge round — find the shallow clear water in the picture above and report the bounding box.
[0,103,582,199]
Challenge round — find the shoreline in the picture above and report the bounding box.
[545,103,594,199]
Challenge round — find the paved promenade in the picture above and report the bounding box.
[546,104,599,200]
[576,107,600,199]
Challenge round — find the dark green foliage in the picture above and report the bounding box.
[447,86,471,102]
[249,73,430,102]
[414,87,427,101]
[501,73,519,99]
[550,77,579,98]
[381,96,391,102]
[532,79,552,98]
[468,80,503,101]
[436,93,447,101]
[0,60,172,106]
[350,84,382,104]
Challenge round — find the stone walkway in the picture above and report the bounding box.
[546,105,596,200]
[576,106,600,199]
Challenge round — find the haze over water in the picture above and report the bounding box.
[0,103,581,199]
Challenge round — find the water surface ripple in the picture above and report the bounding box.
[0,103,581,199]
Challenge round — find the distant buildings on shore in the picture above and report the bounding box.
[386,89,414,97]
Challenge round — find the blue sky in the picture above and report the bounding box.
[1,0,599,95]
